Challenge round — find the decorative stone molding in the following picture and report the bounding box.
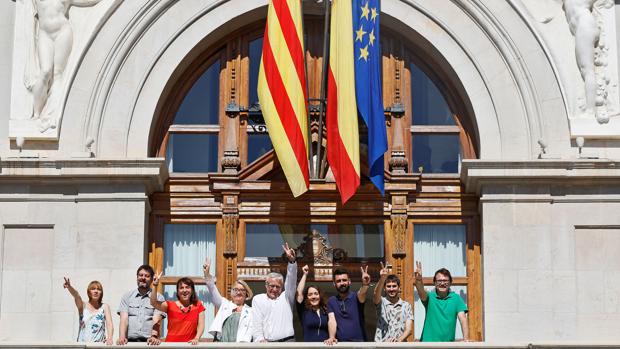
[20,0,568,160]
[461,159,620,194]
[0,158,168,193]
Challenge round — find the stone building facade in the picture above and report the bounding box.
[0,0,619,343]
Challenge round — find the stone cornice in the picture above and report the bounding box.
[0,157,168,193]
[461,159,620,193]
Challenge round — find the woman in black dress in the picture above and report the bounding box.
[296,265,329,342]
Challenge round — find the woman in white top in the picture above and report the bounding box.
[203,258,254,342]
[63,277,113,344]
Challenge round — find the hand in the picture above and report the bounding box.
[63,277,71,289]
[189,337,200,345]
[282,242,296,263]
[116,337,128,345]
[360,265,370,286]
[153,271,163,287]
[324,337,338,345]
[302,264,309,275]
[259,339,268,343]
[203,257,212,278]
[379,261,389,278]
[414,261,423,283]
[147,336,161,345]
[105,337,113,345]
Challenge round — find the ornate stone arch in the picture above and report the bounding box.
[61,0,569,160]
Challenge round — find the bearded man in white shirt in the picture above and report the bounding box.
[251,243,297,342]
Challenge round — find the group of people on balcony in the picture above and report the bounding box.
[64,244,469,344]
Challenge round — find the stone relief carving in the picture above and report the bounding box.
[10,0,120,142]
[21,0,105,133]
[561,0,615,123]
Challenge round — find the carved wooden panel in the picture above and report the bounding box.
[223,213,239,256]
[391,213,407,257]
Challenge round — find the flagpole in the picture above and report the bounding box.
[316,0,331,178]
[300,1,315,178]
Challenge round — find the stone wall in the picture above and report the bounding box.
[0,158,166,341]
[463,160,620,341]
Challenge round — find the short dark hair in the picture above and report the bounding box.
[333,268,349,281]
[385,274,401,287]
[177,277,198,305]
[433,268,453,283]
[137,264,155,278]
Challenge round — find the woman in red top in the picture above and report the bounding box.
[150,273,205,345]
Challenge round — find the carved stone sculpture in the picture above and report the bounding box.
[561,0,614,123]
[22,0,104,132]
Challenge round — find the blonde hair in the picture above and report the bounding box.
[87,281,104,305]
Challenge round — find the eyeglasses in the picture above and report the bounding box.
[266,284,282,289]
[232,287,246,295]
[435,279,450,285]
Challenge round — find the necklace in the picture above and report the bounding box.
[179,303,192,313]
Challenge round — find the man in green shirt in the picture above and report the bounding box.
[414,262,469,342]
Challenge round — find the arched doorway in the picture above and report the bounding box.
[147,15,481,341]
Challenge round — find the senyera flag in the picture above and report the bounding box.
[327,0,387,204]
[258,0,310,197]
[327,0,361,204]
[353,0,387,195]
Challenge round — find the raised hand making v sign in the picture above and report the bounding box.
[251,241,298,342]
[372,262,413,342]
[149,269,206,345]
[282,242,296,263]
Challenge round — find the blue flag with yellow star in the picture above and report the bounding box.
[352,0,387,194]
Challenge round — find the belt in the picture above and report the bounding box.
[128,337,148,342]
[271,336,295,342]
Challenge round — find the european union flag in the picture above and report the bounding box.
[352,0,388,194]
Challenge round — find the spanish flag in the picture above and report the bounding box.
[327,0,360,204]
[258,0,310,197]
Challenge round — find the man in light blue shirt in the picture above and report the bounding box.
[117,265,166,344]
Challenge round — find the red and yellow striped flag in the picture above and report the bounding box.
[326,0,360,204]
[258,0,310,197]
